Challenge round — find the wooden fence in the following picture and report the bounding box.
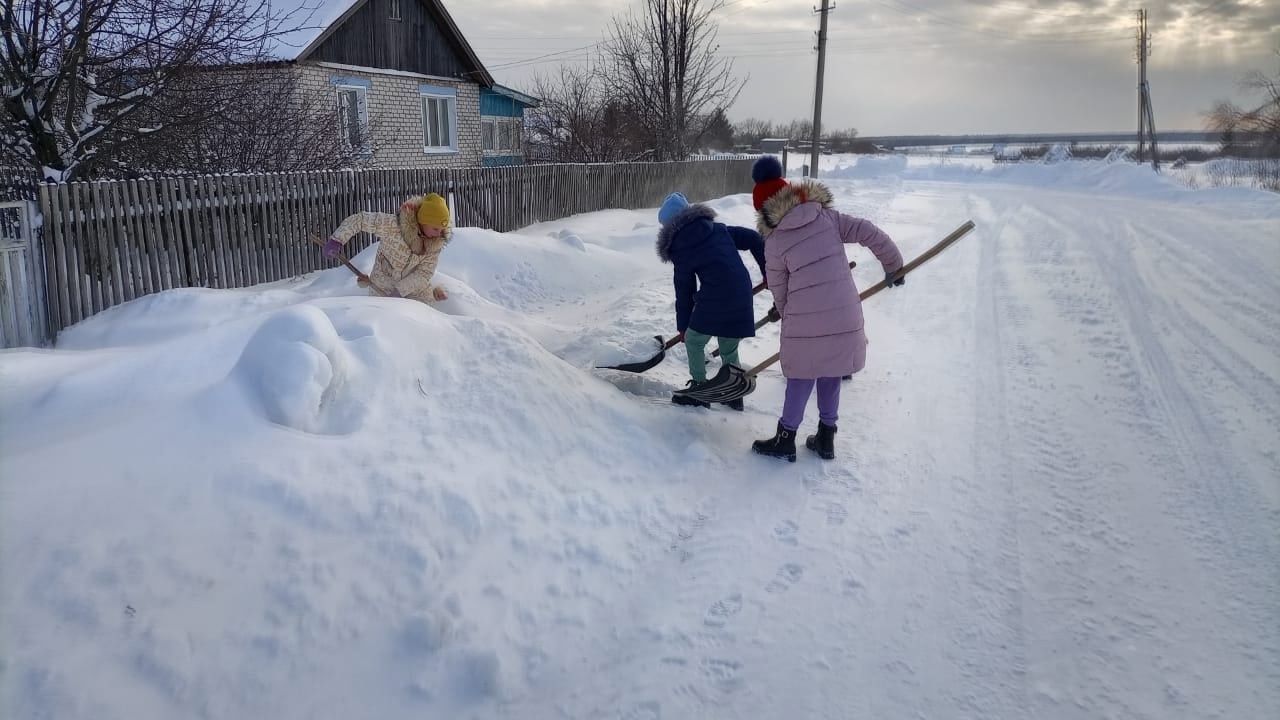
[28,158,756,338]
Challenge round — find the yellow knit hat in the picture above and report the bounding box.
[416,193,450,228]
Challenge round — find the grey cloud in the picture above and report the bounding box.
[446,0,1278,133]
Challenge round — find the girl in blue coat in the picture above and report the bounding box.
[655,192,767,409]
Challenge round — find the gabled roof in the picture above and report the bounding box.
[266,0,494,86]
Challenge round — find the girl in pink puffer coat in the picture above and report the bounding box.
[748,156,904,462]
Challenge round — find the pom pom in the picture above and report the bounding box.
[751,155,783,183]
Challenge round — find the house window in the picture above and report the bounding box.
[389,0,401,21]
[481,118,497,152]
[419,84,457,153]
[498,119,515,152]
[334,84,370,154]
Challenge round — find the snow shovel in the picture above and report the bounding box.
[310,234,395,296]
[595,271,777,374]
[674,220,978,404]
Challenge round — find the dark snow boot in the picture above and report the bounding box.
[752,422,796,462]
[805,422,837,460]
[721,398,744,412]
[672,380,710,408]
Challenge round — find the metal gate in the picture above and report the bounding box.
[0,200,50,348]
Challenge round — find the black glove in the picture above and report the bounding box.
[766,305,781,322]
[885,270,905,288]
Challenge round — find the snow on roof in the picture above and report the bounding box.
[264,0,364,61]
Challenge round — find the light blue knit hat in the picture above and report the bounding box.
[658,192,689,225]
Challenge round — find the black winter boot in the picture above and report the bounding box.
[805,422,837,460]
[752,422,796,462]
[672,380,710,408]
[721,398,744,412]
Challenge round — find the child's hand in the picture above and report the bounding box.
[885,270,905,288]
[676,331,685,343]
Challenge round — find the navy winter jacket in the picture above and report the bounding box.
[655,204,767,338]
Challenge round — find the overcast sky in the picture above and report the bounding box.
[443,0,1279,136]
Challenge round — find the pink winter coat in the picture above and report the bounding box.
[759,180,903,379]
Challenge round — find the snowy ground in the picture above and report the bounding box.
[2,156,1278,720]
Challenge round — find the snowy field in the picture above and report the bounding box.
[2,156,1278,719]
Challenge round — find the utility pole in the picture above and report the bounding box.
[1135,8,1160,171]
[809,0,833,178]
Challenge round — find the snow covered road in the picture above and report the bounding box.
[2,158,1276,719]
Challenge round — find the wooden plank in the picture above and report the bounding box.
[200,175,225,288]
[163,177,195,288]
[103,180,135,303]
[267,173,288,278]
[121,179,152,296]
[301,171,318,274]
[67,182,92,318]
[239,175,261,288]
[1,251,18,347]
[88,180,118,309]
[36,188,61,333]
[158,177,185,287]
[141,178,173,290]
[224,175,248,288]
[66,181,99,316]
[219,175,244,288]
[182,177,211,288]
[46,184,77,327]
[73,182,99,315]
[127,178,156,294]
[286,172,305,277]
[261,172,282,281]
[140,178,166,293]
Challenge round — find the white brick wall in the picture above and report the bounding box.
[296,64,482,169]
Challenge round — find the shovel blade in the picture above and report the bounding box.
[596,335,668,373]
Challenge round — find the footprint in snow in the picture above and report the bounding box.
[703,593,743,628]
[765,563,804,594]
[772,520,798,545]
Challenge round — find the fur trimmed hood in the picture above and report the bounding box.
[756,179,835,238]
[655,204,717,263]
[397,195,453,255]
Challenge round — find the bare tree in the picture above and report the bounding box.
[1206,50,1280,157]
[732,117,774,147]
[115,64,378,175]
[601,0,745,161]
[525,65,645,163]
[1,0,312,181]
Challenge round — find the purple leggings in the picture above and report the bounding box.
[780,377,841,431]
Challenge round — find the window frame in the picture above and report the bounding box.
[331,76,371,156]
[481,118,497,152]
[419,84,458,154]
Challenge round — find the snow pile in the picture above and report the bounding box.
[3,161,1277,720]
[1041,143,1072,164]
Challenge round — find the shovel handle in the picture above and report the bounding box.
[744,220,976,377]
[310,234,396,295]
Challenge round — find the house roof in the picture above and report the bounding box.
[484,84,541,109]
[266,0,494,86]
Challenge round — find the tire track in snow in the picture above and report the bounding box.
[1005,197,1279,717]
[967,194,1035,719]
[987,197,1172,718]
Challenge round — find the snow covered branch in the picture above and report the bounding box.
[1,0,316,181]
